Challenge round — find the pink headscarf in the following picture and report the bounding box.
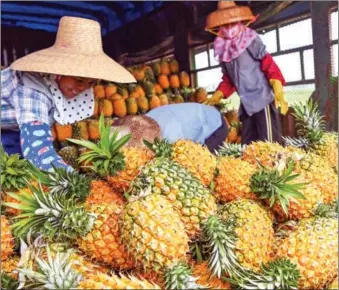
[213,22,257,62]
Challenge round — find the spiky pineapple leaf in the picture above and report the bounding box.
[68,114,131,176]
[143,137,172,158]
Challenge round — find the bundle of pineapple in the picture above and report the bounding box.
[2,105,338,289]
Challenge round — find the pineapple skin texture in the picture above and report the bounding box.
[171,140,217,187]
[328,277,339,289]
[291,150,338,205]
[275,217,338,289]
[107,147,154,192]
[192,261,231,289]
[1,255,20,280]
[312,132,338,172]
[76,203,135,270]
[122,194,189,273]
[87,180,125,206]
[1,215,14,261]
[218,199,274,272]
[272,173,324,221]
[131,159,217,238]
[242,141,288,168]
[214,157,257,203]
[78,272,160,289]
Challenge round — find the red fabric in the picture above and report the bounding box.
[216,74,236,98]
[261,54,286,85]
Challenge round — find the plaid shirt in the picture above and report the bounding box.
[1,68,54,129]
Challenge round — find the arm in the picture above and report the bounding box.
[15,83,73,172]
[261,54,286,85]
[20,122,72,172]
[216,73,236,99]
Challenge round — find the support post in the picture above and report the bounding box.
[310,1,333,130]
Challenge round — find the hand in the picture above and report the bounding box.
[203,90,224,106]
[270,79,288,115]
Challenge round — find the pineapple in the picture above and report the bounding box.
[285,100,338,172]
[216,142,245,158]
[1,215,14,261]
[130,158,217,238]
[1,256,20,290]
[242,141,289,168]
[0,146,33,216]
[275,217,338,289]
[19,247,158,289]
[87,179,125,205]
[4,184,135,270]
[200,215,301,288]
[145,138,217,187]
[58,146,79,168]
[192,262,231,289]
[122,191,189,272]
[69,114,153,193]
[214,157,257,203]
[218,199,274,272]
[329,277,339,289]
[107,147,153,192]
[72,121,89,140]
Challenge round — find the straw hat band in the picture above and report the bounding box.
[54,17,102,53]
[11,16,136,83]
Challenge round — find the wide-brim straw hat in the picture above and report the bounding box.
[11,16,135,83]
[205,1,255,30]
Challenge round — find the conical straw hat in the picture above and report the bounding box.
[11,16,135,83]
[205,1,255,30]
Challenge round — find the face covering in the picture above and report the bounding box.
[213,22,258,62]
[41,74,94,125]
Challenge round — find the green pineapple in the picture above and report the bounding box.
[58,146,79,168]
[216,143,245,158]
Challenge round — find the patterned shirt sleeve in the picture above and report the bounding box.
[20,121,73,172]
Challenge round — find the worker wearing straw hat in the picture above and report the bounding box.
[204,1,287,145]
[1,16,135,172]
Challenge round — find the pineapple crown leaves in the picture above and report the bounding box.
[0,145,33,191]
[249,161,307,215]
[3,183,95,241]
[227,258,300,290]
[215,143,245,158]
[314,199,338,218]
[292,100,326,145]
[283,136,310,150]
[68,114,131,177]
[1,273,19,290]
[165,263,206,290]
[27,163,92,201]
[18,247,82,289]
[201,215,242,279]
[143,137,173,158]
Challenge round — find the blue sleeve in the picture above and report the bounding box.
[247,36,268,60]
[20,121,73,172]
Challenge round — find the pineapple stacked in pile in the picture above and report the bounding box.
[1,99,338,290]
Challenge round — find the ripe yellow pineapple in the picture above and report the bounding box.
[214,157,257,203]
[314,132,338,172]
[121,192,189,272]
[130,158,217,238]
[192,262,231,289]
[171,140,217,186]
[86,179,125,205]
[218,199,274,272]
[1,255,20,280]
[70,115,153,193]
[4,184,135,271]
[242,141,288,168]
[1,215,14,261]
[107,147,154,192]
[275,217,338,289]
[329,277,339,289]
[145,138,217,187]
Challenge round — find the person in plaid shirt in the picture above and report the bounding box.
[1,16,135,172]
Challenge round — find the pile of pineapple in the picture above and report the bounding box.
[1,99,338,290]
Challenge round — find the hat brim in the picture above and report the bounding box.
[11,46,136,83]
[205,6,255,30]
